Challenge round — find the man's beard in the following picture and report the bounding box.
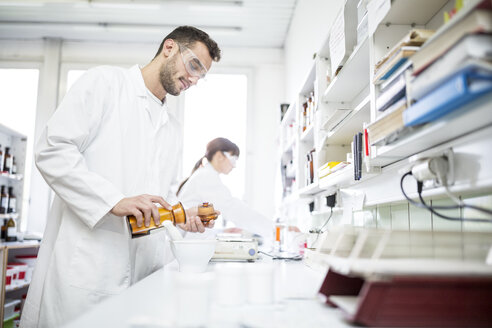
[159,56,181,96]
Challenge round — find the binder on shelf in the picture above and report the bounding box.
[410,33,492,100]
[404,68,492,126]
[411,9,492,75]
[376,73,406,112]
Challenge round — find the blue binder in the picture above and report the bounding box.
[404,68,492,126]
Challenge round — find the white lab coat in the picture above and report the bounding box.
[178,163,273,239]
[21,65,182,328]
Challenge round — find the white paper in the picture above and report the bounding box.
[330,7,346,73]
[367,0,391,36]
[341,189,366,224]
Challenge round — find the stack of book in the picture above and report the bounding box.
[367,30,434,146]
[405,2,492,126]
[373,29,434,84]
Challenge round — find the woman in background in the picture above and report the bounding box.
[177,137,276,240]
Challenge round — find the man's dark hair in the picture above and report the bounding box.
[154,26,221,61]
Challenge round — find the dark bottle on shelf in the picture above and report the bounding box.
[0,145,3,172]
[7,187,16,213]
[1,218,7,241]
[11,156,17,175]
[6,217,17,242]
[3,147,12,173]
[0,185,8,214]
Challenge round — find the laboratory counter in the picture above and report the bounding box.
[65,258,353,328]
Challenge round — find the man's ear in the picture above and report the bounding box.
[161,39,177,58]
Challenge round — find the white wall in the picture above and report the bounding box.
[0,38,284,230]
[284,0,344,98]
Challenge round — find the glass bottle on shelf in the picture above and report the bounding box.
[302,102,308,132]
[1,218,7,241]
[3,147,12,173]
[6,217,17,242]
[0,145,3,172]
[7,186,16,213]
[11,156,17,175]
[0,185,8,214]
[307,95,313,126]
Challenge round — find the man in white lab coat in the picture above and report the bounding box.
[21,26,221,328]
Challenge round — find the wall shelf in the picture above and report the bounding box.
[299,182,322,196]
[322,37,369,103]
[300,124,314,143]
[372,93,492,167]
[381,0,449,26]
[326,95,371,145]
[0,173,23,181]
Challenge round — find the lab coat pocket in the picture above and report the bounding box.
[69,228,131,294]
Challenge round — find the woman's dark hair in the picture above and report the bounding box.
[177,138,239,196]
[154,25,221,61]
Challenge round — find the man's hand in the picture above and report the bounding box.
[177,207,217,233]
[111,195,171,228]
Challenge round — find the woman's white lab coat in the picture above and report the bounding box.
[178,163,273,239]
[21,65,181,328]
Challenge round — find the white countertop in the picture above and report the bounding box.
[65,258,355,328]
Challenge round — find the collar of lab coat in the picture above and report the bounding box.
[203,162,220,176]
[129,64,169,128]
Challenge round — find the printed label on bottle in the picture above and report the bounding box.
[8,227,15,235]
[1,198,7,209]
[8,198,16,212]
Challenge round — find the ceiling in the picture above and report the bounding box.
[0,0,298,48]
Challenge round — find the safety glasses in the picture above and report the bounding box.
[223,152,238,168]
[178,43,208,79]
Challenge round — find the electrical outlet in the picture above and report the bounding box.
[408,148,455,189]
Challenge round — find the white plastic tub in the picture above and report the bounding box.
[15,255,37,267]
[3,299,20,320]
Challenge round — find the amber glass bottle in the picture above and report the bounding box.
[6,218,17,242]
[127,202,187,238]
[1,219,7,241]
[7,187,16,213]
[0,145,3,172]
[0,185,8,214]
[3,147,11,173]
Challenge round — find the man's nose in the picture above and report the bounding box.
[187,75,199,86]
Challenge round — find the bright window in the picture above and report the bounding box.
[67,70,87,91]
[182,74,247,199]
[0,68,39,230]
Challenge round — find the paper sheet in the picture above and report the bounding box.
[367,0,391,36]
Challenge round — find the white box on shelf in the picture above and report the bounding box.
[3,298,20,320]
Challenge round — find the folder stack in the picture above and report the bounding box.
[366,29,434,146]
[405,2,492,126]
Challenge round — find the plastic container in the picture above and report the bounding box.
[3,299,20,320]
[14,255,37,267]
[5,266,19,288]
[8,263,28,281]
[5,266,15,287]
